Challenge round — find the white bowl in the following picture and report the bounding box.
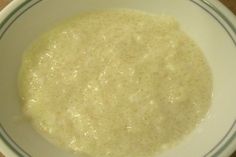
[0,0,236,157]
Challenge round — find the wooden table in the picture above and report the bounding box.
[0,0,235,157]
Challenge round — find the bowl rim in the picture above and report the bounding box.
[0,0,236,157]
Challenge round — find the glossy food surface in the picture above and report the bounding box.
[19,9,212,157]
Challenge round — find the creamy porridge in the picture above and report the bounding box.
[19,9,212,157]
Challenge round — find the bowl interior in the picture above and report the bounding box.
[0,0,236,157]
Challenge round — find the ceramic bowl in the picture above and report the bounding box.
[0,0,236,157]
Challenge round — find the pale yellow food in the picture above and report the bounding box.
[19,9,212,157]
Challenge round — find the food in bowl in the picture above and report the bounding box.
[18,9,212,157]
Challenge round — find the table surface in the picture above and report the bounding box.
[0,0,235,157]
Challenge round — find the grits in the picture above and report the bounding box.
[19,9,212,157]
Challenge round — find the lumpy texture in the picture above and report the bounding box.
[19,9,212,157]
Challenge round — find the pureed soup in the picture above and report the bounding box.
[19,9,212,157]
